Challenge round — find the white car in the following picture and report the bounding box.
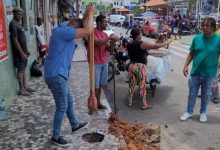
[104,25,115,37]
[93,22,115,37]
[109,14,125,27]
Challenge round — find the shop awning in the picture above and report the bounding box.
[144,0,167,7]
[116,6,130,12]
[144,0,173,8]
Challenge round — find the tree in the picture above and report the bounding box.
[130,0,144,15]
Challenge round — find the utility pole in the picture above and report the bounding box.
[45,0,50,42]
[218,0,220,18]
[195,0,199,19]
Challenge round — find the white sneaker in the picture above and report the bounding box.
[180,112,193,121]
[200,113,207,123]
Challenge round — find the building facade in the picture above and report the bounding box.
[0,0,59,106]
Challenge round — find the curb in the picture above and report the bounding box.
[101,92,112,119]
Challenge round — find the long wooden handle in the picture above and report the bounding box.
[89,31,95,92]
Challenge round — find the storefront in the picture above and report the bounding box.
[34,0,58,42]
[0,0,60,106]
[0,0,38,105]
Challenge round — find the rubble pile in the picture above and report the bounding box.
[108,113,160,150]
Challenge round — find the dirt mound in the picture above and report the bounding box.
[108,113,160,150]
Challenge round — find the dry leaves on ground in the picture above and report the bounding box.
[108,112,160,150]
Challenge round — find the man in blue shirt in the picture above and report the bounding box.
[44,5,94,147]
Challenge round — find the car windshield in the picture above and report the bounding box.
[150,21,159,26]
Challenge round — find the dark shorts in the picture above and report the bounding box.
[14,57,27,70]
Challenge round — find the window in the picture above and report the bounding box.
[11,0,17,7]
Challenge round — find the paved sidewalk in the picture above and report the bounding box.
[0,61,121,150]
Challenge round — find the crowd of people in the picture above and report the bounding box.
[9,4,220,147]
[125,11,202,41]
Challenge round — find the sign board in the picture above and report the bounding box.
[0,0,8,62]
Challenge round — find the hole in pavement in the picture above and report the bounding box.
[82,132,104,143]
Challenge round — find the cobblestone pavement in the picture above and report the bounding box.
[0,62,120,150]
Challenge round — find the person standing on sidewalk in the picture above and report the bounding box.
[126,15,134,35]
[180,17,220,123]
[44,4,94,147]
[35,17,47,65]
[94,15,118,109]
[9,7,35,96]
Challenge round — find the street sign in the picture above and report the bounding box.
[0,0,8,63]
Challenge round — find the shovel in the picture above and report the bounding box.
[87,30,97,115]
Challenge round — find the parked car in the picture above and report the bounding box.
[141,19,171,38]
[103,24,115,37]
[141,19,158,38]
[109,14,125,27]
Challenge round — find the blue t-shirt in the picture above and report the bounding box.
[44,26,77,79]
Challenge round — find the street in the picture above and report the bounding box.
[108,27,220,150]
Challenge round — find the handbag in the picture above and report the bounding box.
[30,60,42,77]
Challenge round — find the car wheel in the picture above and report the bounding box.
[117,23,121,27]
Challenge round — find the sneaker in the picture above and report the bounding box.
[72,122,89,133]
[18,89,31,96]
[97,104,107,110]
[25,87,36,92]
[213,98,220,104]
[180,112,193,121]
[51,136,69,147]
[200,113,207,123]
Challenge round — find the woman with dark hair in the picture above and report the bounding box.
[127,28,171,110]
[180,17,220,123]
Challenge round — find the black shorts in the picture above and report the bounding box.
[14,57,27,70]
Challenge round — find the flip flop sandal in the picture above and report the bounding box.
[141,105,152,110]
[128,100,135,107]
[98,104,107,110]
